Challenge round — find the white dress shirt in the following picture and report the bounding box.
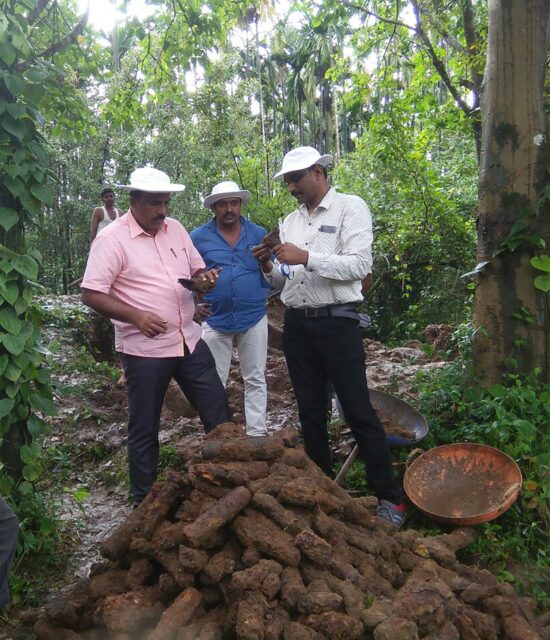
[266,187,373,308]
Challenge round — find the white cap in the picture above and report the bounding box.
[203,181,252,208]
[273,146,332,180]
[117,167,185,193]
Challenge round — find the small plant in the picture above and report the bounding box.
[40,299,91,331]
[97,446,129,487]
[6,488,63,608]
[364,593,376,608]
[339,459,369,493]
[157,445,185,475]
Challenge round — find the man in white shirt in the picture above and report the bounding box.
[89,187,123,243]
[253,146,405,529]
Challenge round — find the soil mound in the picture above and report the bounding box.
[34,424,543,640]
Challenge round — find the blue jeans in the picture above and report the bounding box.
[120,339,231,504]
[0,496,18,609]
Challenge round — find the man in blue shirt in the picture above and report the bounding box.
[191,181,271,436]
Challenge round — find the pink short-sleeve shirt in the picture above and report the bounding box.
[82,211,205,357]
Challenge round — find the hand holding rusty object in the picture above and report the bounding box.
[251,243,271,265]
[178,268,220,293]
[261,228,281,250]
[273,243,308,266]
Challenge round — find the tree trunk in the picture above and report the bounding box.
[333,88,341,161]
[461,0,483,163]
[254,16,270,194]
[473,0,550,384]
[298,97,304,146]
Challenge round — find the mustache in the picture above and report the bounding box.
[154,214,166,221]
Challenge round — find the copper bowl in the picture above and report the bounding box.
[404,443,522,526]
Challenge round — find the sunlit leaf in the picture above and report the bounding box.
[531,255,550,273]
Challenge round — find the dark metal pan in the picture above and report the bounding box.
[335,389,429,485]
[369,389,429,448]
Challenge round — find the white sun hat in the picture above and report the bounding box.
[117,167,185,193]
[203,181,252,208]
[273,146,333,180]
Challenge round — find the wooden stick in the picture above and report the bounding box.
[68,276,83,289]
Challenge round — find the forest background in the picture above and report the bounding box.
[0,0,549,619]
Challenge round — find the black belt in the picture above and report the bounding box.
[290,303,358,319]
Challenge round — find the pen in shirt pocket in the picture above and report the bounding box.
[171,247,189,260]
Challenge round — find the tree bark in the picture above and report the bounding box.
[473,0,550,384]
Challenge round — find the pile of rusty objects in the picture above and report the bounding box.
[34,424,548,640]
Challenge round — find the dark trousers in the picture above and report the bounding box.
[120,339,231,504]
[283,310,402,504]
[0,496,18,609]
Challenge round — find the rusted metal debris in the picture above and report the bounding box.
[34,423,547,640]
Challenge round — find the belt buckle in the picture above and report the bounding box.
[304,308,318,318]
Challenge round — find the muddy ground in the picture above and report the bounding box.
[2,296,450,638]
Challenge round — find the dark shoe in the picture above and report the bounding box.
[377,500,406,530]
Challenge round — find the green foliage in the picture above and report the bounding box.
[493,217,546,257]
[28,0,482,351]
[0,1,95,608]
[157,445,185,475]
[5,489,61,608]
[336,107,476,340]
[531,254,550,292]
[0,5,57,490]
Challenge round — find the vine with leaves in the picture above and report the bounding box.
[0,5,66,497]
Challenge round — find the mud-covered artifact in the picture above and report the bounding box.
[178,273,218,294]
[262,228,281,250]
[34,423,549,640]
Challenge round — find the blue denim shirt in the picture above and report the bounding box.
[191,217,271,333]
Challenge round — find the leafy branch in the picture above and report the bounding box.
[15,9,87,72]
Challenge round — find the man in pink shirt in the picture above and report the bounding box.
[81,167,231,506]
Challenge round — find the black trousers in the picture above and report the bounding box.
[120,339,231,504]
[283,310,403,504]
[0,496,18,609]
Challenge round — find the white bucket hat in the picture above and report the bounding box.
[117,167,185,193]
[273,146,332,180]
[203,181,252,208]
